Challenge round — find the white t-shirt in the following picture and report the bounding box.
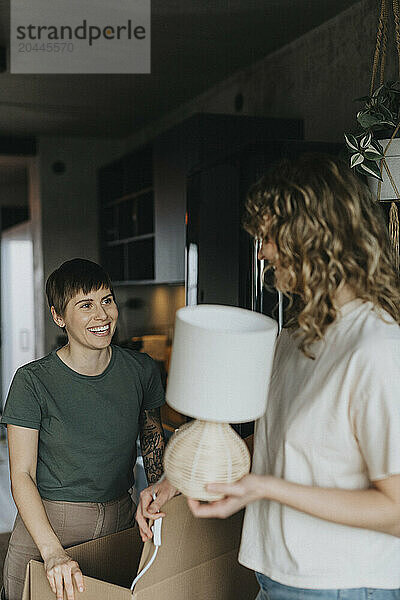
[239,299,400,589]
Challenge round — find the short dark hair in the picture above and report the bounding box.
[46,259,113,316]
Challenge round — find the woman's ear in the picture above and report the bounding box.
[50,306,65,329]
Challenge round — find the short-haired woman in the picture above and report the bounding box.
[188,155,400,599]
[1,258,175,600]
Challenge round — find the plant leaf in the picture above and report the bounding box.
[372,84,385,98]
[371,138,384,152]
[359,132,372,149]
[350,153,364,167]
[344,133,359,152]
[357,113,382,128]
[380,105,394,120]
[359,161,383,180]
[364,148,384,159]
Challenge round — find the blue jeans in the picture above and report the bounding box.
[255,573,400,600]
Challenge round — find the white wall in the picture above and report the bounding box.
[37,137,125,351]
[1,222,35,406]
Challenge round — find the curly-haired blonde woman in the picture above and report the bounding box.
[188,154,400,599]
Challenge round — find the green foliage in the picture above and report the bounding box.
[344,81,400,180]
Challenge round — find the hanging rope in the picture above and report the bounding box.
[379,125,400,270]
[389,202,400,270]
[380,1,388,85]
[393,0,400,75]
[370,0,388,94]
[372,0,400,271]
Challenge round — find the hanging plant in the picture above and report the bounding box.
[344,81,400,180]
[344,0,400,271]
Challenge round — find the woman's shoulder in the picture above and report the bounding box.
[353,301,399,344]
[14,352,57,380]
[279,301,399,363]
[343,303,400,375]
[4,354,56,409]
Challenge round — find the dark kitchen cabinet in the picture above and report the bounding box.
[98,146,155,283]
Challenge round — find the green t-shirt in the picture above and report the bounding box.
[0,345,165,502]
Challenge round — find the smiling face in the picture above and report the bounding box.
[51,287,118,351]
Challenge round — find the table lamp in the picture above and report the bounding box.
[163,304,278,501]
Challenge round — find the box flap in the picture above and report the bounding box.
[67,526,142,589]
[135,495,245,592]
[21,561,31,600]
[134,549,258,600]
[27,560,132,600]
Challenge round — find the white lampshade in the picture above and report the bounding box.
[166,304,278,423]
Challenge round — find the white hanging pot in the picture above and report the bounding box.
[368,137,400,200]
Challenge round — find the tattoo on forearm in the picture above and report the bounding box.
[139,407,166,484]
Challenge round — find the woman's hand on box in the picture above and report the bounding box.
[187,474,264,519]
[135,478,178,542]
[44,551,84,600]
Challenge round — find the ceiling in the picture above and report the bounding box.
[0,0,360,138]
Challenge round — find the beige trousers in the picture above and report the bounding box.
[3,493,136,600]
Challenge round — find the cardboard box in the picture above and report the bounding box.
[22,495,258,599]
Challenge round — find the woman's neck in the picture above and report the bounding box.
[334,284,357,309]
[57,343,112,376]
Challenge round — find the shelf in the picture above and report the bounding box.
[103,186,154,208]
[112,279,185,287]
[107,233,154,246]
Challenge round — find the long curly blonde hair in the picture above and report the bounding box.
[244,153,400,357]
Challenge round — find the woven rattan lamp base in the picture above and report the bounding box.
[163,420,251,501]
